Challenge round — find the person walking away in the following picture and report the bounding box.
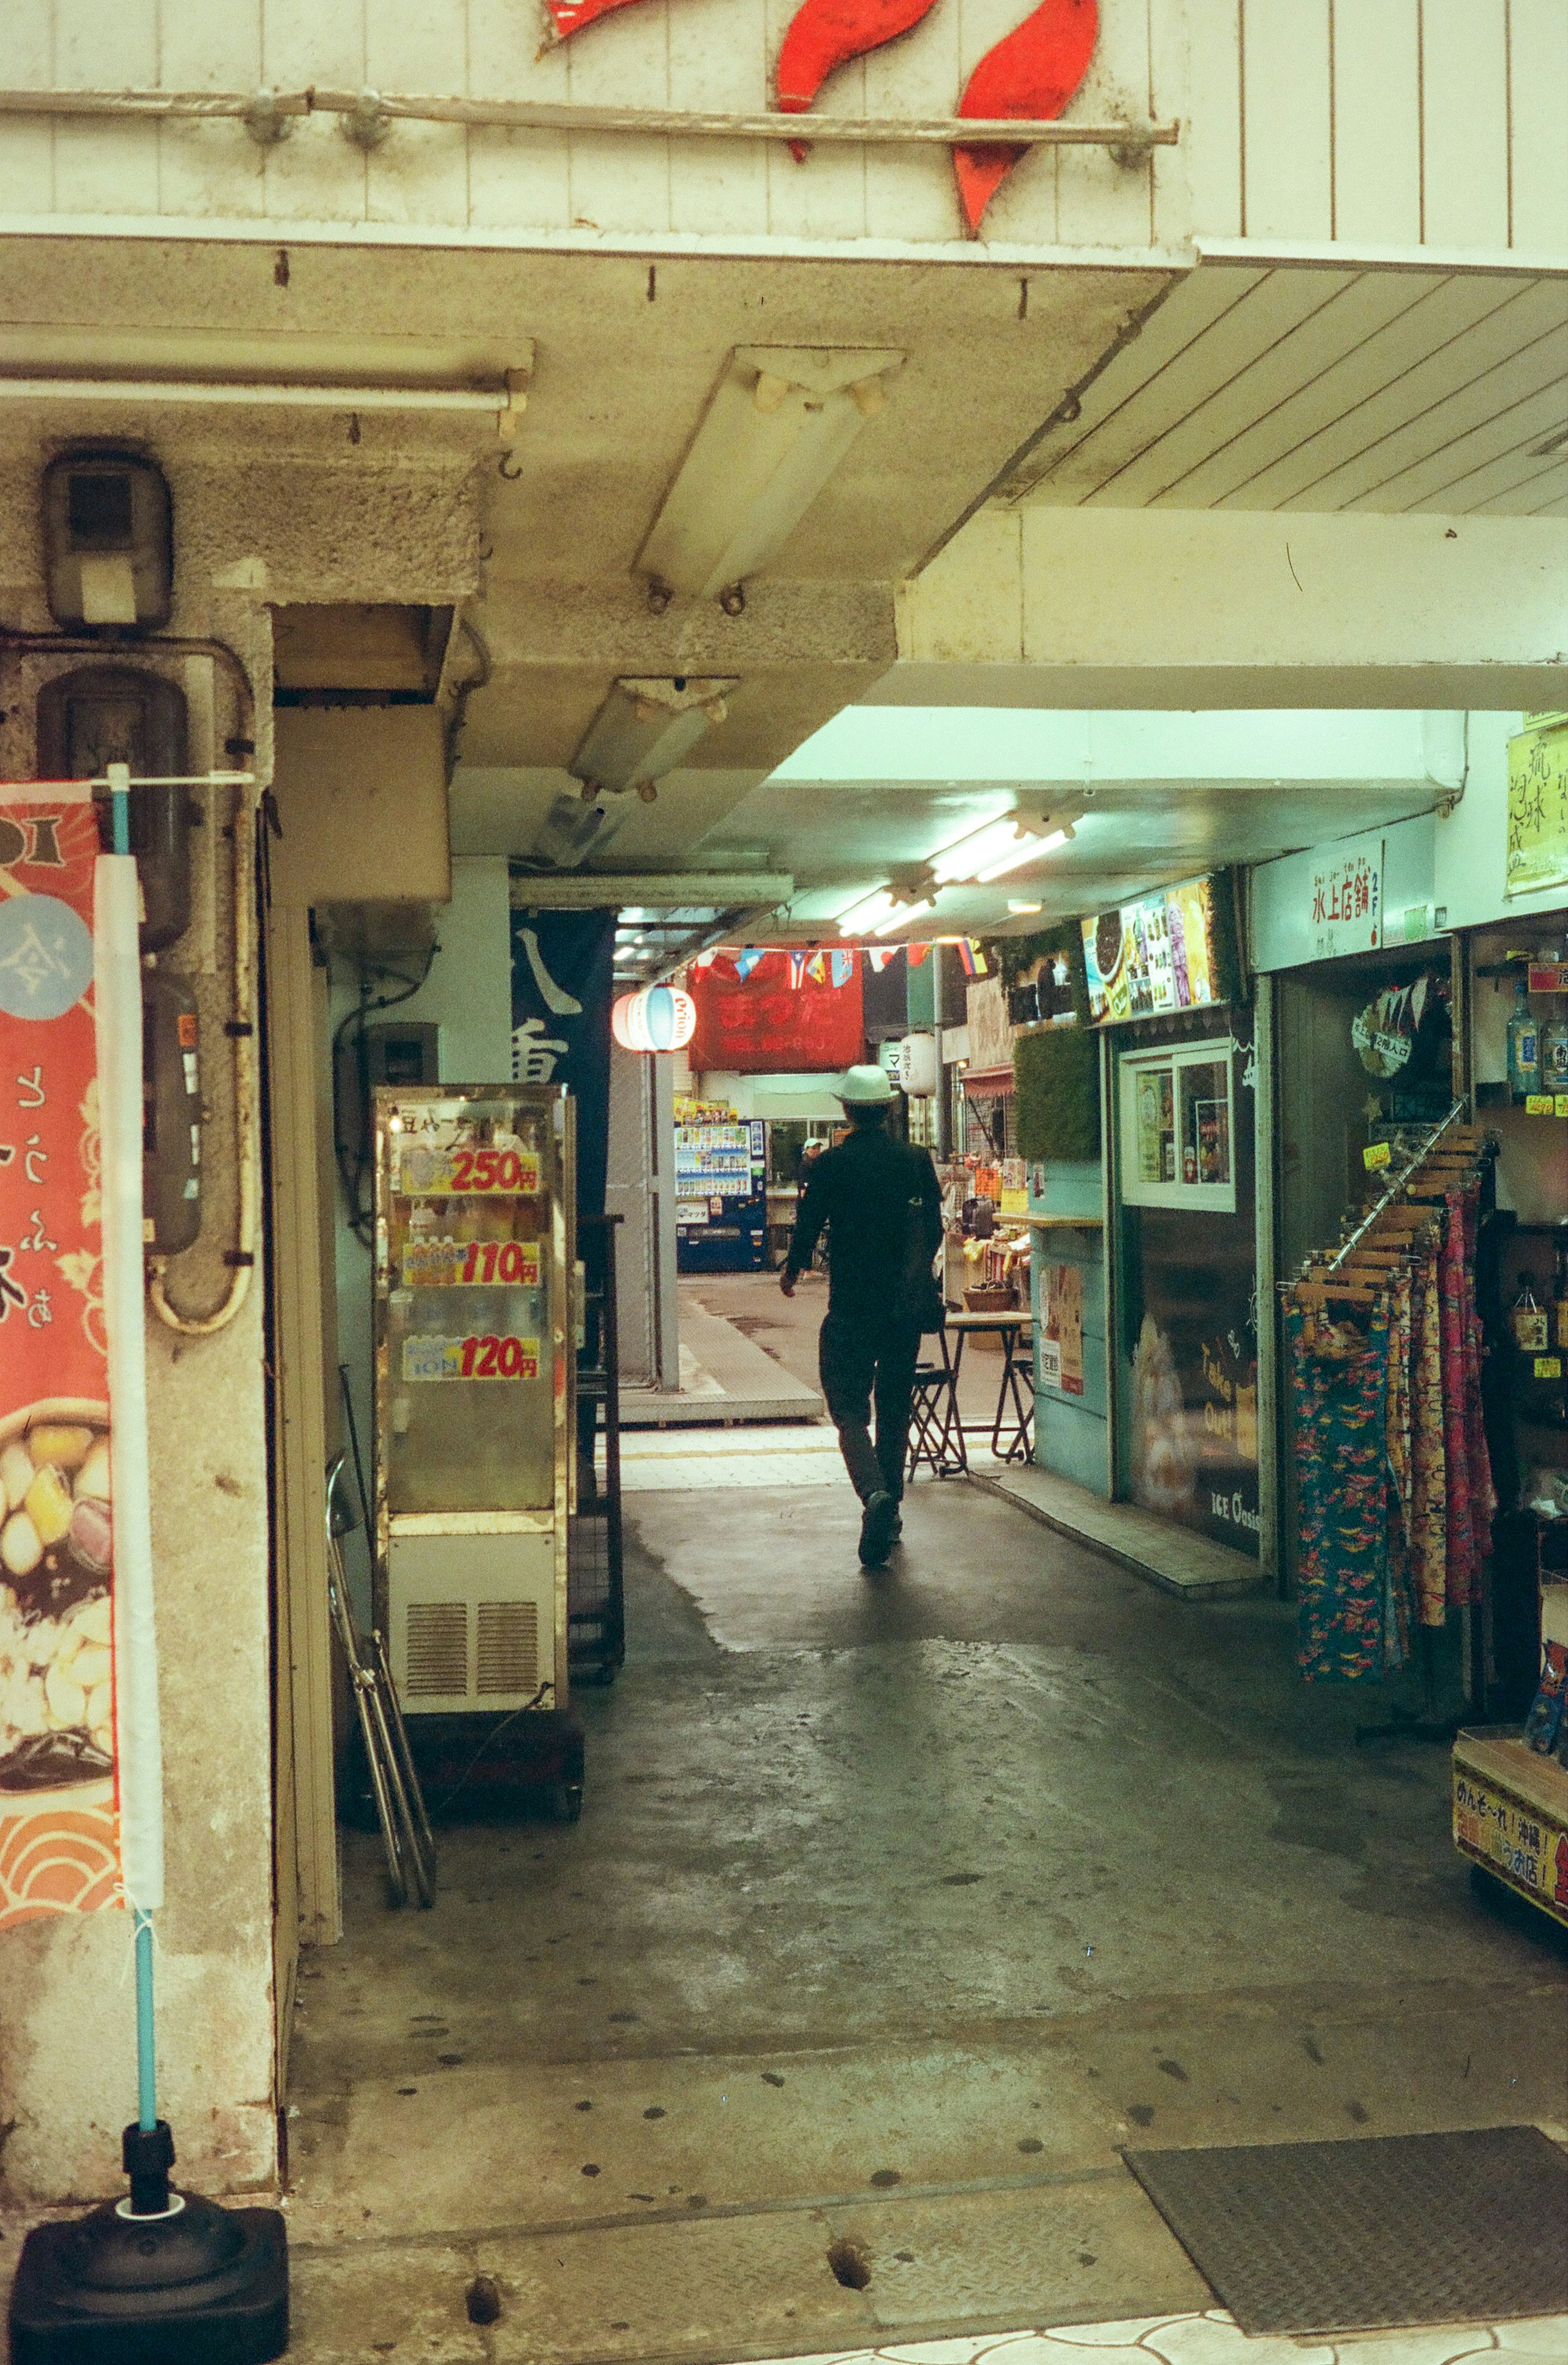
[780,1066,944,1568]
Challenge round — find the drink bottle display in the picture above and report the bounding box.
[1510,1276,1549,1354]
[1541,1011,1568,1095]
[1506,977,1540,1100]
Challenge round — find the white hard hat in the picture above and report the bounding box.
[834,1063,897,1106]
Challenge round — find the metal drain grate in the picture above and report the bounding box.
[1124,2125,1568,2336]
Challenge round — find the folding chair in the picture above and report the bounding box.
[907,1324,968,1478]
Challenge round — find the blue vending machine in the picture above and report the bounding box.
[675,1115,768,1272]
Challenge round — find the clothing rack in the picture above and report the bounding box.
[1281,1102,1494,1309]
[1319,1101,1467,1273]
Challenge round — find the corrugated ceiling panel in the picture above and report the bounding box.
[1060,272,1357,501]
[1212,276,1539,509]
[1112,273,1444,508]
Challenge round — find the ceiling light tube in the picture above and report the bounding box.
[637,346,904,601]
[976,826,1068,882]
[929,818,1025,884]
[838,888,895,935]
[572,675,737,795]
[872,897,934,936]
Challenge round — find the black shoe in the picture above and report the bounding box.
[859,1491,898,1569]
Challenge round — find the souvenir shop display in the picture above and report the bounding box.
[1279,1107,1497,1698]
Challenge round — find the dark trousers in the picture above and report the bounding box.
[818,1310,922,1503]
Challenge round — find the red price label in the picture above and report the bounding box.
[403,1333,540,1381]
[398,1143,541,1196]
[401,1238,541,1288]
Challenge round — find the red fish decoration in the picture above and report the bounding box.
[541,0,648,42]
[775,0,943,114]
[953,0,1097,234]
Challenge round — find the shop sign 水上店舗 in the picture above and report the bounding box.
[1307,838,1383,955]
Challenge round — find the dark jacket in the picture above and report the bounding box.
[784,1123,943,1324]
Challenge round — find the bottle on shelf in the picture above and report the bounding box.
[1542,1009,1568,1097]
[1510,1275,1550,1354]
[1553,1224,1568,1354]
[1506,977,1541,1101]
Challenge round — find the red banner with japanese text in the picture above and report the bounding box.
[688,948,864,1073]
[0,789,120,1927]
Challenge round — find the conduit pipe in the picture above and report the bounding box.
[1,629,262,1335]
[0,84,1179,155]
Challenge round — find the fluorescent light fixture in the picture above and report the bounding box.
[977,826,1069,882]
[929,811,1077,886]
[572,675,737,795]
[837,888,896,936]
[929,818,1025,884]
[637,346,904,601]
[872,897,933,936]
[1007,900,1043,914]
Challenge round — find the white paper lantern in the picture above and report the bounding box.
[612,985,697,1053]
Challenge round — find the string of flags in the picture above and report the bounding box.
[688,940,987,987]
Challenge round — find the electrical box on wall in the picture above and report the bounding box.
[42,449,173,631]
[335,1020,441,1195]
[37,667,196,952]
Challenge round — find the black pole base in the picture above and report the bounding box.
[8,2124,287,2365]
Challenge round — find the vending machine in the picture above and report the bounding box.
[674,1111,768,1272]
[372,1083,582,1815]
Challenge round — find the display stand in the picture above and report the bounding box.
[1452,1725,1568,1929]
[372,1084,583,1819]
[1280,1105,1497,1740]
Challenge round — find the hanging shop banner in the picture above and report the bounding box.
[510,904,616,1225]
[1082,874,1231,1024]
[0,789,122,1929]
[687,947,864,1073]
[1038,1261,1084,1396]
[1507,720,1568,897]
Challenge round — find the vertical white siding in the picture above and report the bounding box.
[0,1,1551,258]
[1508,0,1568,250]
[1240,0,1333,240]
[1422,0,1510,249]
[1332,0,1421,247]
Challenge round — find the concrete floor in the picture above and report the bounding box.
[278,1466,1568,2365]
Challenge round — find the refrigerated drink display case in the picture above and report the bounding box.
[372,1084,582,1814]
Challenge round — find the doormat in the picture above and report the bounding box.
[1123,2125,1568,2337]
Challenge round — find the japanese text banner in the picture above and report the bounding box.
[0,789,120,1928]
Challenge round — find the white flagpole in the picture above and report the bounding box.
[95,767,165,2130]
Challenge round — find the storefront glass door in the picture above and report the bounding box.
[1113,1022,1260,1554]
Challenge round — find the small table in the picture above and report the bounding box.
[944,1309,1035,1462]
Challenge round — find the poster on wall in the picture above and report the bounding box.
[1507,720,1568,896]
[1038,1262,1084,1396]
[1082,875,1230,1024]
[687,948,864,1073]
[0,791,122,1929]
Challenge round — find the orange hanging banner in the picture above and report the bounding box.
[0,788,121,1929]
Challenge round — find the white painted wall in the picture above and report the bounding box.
[1435,710,1568,929]
[0,1,1557,257]
[897,507,1568,700]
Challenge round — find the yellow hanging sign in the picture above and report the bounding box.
[1506,721,1568,897]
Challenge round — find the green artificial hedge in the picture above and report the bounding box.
[1013,1025,1100,1162]
[974,924,1100,1164]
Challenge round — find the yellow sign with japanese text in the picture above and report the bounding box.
[1507,721,1568,897]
